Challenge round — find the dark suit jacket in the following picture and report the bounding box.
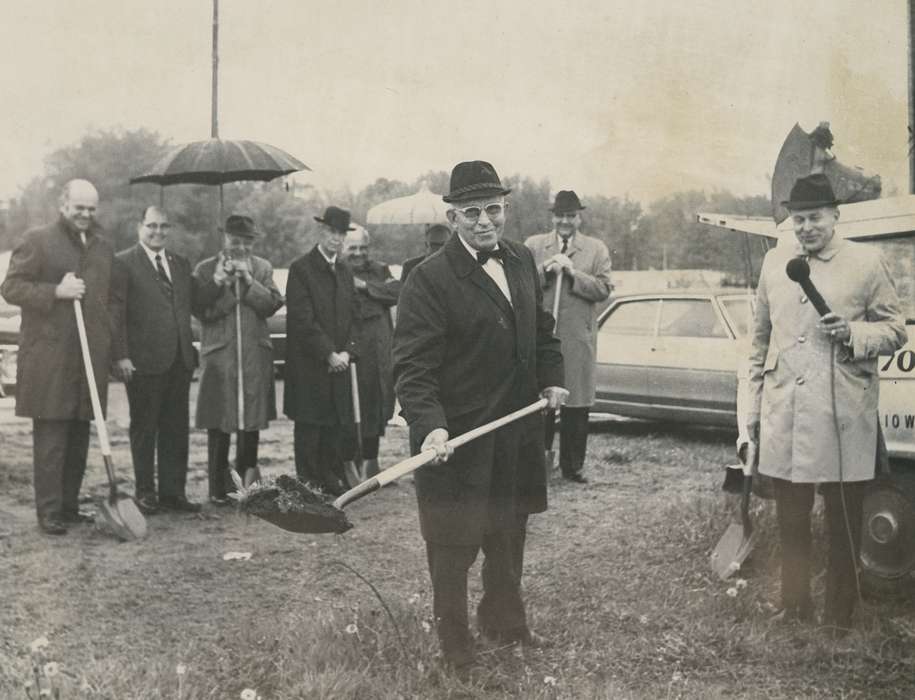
[283,246,359,425]
[116,244,195,374]
[400,255,425,284]
[393,235,563,545]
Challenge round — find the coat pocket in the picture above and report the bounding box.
[762,348,778,375]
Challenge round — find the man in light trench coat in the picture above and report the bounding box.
[748,174,907,632]
[525,190,611,483]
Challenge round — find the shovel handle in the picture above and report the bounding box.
[333,397,549,510]
[551,268,563,326]
[235,276,245,431]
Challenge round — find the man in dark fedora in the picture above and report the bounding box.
[748,173,905,633]
[525,190,611,483]
[115,206,199,514]
[284,205,360,496]
[393,160,567,671]
[400,223,451,283]
[193,214,284,503]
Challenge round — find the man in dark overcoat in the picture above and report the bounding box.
[400,223,450,283]
[1,179,126,534]
[114,206,199,514]
[341,225,401,479]
[284,206,360,496]
[393,160,566,671]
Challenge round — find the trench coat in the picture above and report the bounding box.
[524,231,611,407]
[748,237,907,482]
[283,246,359,426]
[192,255,283,432]
[393,235,564,546]
[1,218,125,419]
[349,259,401,437]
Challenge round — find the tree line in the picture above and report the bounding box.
[0,128,771,284]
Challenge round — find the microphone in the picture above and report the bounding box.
[785,258,831,316]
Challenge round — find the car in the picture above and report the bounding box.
[0,251,18,397]
[593,289,754,427]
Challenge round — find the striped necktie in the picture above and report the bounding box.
[155,254,173,294]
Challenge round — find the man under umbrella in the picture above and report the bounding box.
[394,160,566,672]
[525,190,611,483]
[192,215,283,504]
[341,226,401,479]
[284,206,360,496]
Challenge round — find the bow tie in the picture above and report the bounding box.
[476,248,505,265]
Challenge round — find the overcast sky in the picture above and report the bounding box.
[0,0,909,205]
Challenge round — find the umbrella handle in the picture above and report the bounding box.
[333,398,548,509]
[235,276,244,430]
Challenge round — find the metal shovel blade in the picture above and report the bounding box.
[99,492,147,541]
[710,523,757,580]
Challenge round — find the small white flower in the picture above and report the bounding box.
[421,620,432,633]
[345,623,358,635]
[543,675,558,686]
[223,552,253,561]
[176,663,187,675]
[240,689,257,700]
[80,679,92,691]
[726,587,738,598]
[408,593,421,605]
[736,578,748,590]
[29,637,50,653]
[39,690,51,698]
[671,671,683,682]
[43,661,60,677]
[727,561,741,573]
[639,615,649,625]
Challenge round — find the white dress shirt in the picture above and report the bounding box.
[141,242,171,281]
[458,234,512,306]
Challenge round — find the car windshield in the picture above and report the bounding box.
[721,298,753,337]
[658,299,728,338]
[600,300,659,335]
[861,238,915,323]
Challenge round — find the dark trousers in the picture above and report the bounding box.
[207,429,259,498]
[32,419,90,520]
[293,422,344,485]
[341,435,380,460]
[544,406,590,475]
[773,477,867,624]
[125,358,191,501]
[425,517,529,666]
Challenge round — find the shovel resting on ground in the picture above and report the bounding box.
[74,299,147,541]
[342,362,364,488]
[710,440,758,580]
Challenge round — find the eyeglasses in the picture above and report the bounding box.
[144,222,171,231]
[553,212,578,221]
[455,203,506,223]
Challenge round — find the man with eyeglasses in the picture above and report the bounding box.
[525,190,612,484]
[114,206,200,514]
[394,160,567,673]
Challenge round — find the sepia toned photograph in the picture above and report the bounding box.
[1,1,914,697]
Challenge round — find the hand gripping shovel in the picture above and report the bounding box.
[246,398,549,534]
[74,299,147,540]
[342,362,364,488]
[710,440,758,579]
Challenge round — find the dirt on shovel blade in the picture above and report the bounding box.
[239,475,353,534]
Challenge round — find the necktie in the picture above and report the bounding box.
[560,237,569,254]
[476,248,505,265]
[155,254,173,293]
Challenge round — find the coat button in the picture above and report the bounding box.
[796,377,805,385]
[800,296,808,304]
[798,335,806,343]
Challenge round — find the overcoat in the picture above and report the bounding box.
[524,231,611,407]
[192,255,283,432]
[349,259,401,437]
[748,237,906,482]
[1,218,125,419]
[393,235,564,546]
[116,244,196,374]
[283,246,359,426]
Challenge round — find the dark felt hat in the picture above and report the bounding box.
[314,205,356,233]
[781,174,841,211]
[224,214,258,238]
[442,160,512,203]
[425,223,451,242]
[550,190,586,213]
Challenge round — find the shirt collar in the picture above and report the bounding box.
[555,232,575,248]
[457,233,501,262]
[317,246,337,265]
[793,234,844,261]
[140,241,166,262]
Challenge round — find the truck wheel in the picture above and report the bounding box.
[859,474,915,596]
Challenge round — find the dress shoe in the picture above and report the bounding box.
[38,516,68,535]
[136,495,159,515]
[563,472,588,484]
[321,475,348,498]
[61,510,95,524]
[159,496,202,513]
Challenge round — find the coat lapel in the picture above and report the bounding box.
[444,236,515,320]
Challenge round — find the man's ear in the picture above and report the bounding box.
[446,210,457,225]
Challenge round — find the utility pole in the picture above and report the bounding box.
[211,0,219,139]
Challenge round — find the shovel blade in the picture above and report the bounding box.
[99,494,147,541]
[710,524,757,580]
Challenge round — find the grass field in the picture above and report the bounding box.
[1,385,914,699]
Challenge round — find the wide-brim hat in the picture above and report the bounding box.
[550,190,585,214]
[224,214,258,238]
[314,205,356,233]
[781,173,841,211]
[442,160,512,203]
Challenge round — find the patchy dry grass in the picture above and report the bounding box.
[1,387,914,698]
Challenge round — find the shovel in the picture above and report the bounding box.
[73,299,147,541]
[342,362,364,488]
[710,440,758,579]
[247,398,550,534]
[544,268,563,471]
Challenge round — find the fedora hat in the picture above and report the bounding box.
[550,190,586,214]
[781,174,841,211]
[314,205,356,233]
[442,160,512,203]
[224,214,258,239]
